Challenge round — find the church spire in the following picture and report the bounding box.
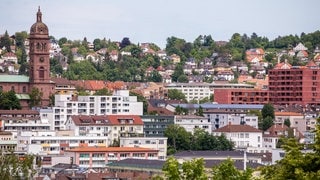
[37,6,42,22]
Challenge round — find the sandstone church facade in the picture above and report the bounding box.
[0,7,55,109]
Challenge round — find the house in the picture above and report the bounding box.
[263,124,304,149]
[52,77,77,96]
[169,54,180,64]
[1,52,18,64]
[141,115,175,136]
[110,50,119,61]
[293,42,308,52]
[64,147,159,170]
[175,115,212,134]
[296,50,308,60]
[246,48,265,63]
[157,50,167,59]
[274,111,306,133]
[0,131,16,152]
[212,124,263,149]
[86,52,101,63]
[216,70,234,81]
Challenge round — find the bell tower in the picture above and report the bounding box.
[29,7,50,83]
[28,7,55,107]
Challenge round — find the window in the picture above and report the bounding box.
[39,66,45,79]
[245,133,249,138]
[22,86,27,93]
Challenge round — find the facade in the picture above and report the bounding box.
[212,124,263,149]
[206,111,258,130]
[17,131,109,155]
[141,115,174,137]
[214,88,269,104]
[0,131,16,152]
[120,137,168,160]
[47,90,143,130]
[165,83,212,102]
[64,147,159,170]
[175,115,212,134]
[268,61,320,106]
[274,112,306,133]
[65,115,144,145]
[0,8,55,108]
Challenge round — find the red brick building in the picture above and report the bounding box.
[214,88,269,104]
[0,8,55,109]
[268,61,320,106]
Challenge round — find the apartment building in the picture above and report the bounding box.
[206,111,258,130]
[214,88,269,104]
[0,110,51,138]
[268,61,320,106]
[64,147,159,170]
[165,83,212,102]
[45,90,143,130]
[120,137,168,160]
[175,115,212,134]
[0,131,16,152]
[141,115,174,137]
[66,115,144,145]
[212,124,263,149]
[17,131,109,155]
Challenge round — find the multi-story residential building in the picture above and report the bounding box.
[0,110,51,138]
[165,82,255,103]
[274,112,306,133]
[167,104,264,116]
[214,88,269,104]
[0,131,16,152]
[120,137,168,160]
[141,115,174,137]
[175,115,212,134]
[263,124,304,149]
[268,61,320,106]
[165,83,212,102]
[65,115,144,145]
[212,124,263,149]
[206,111,258,130]
[17,131,109,155]
[46,90,143,130]
[64,147,159,170]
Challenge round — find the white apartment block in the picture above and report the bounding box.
[213,124,263,149]
[165,83,212,102]
[206,112,258,130]
[175,115,212,134]
[17,131,109,155]
[44,90,143,130]
[1,116,51,138]
[119,137,168,160]
[65,115,144,146]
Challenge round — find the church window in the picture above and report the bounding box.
[11,86,15,91]
[39,67,45,79]
[0,86,2,91]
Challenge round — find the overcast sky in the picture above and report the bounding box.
[1,0,320,48]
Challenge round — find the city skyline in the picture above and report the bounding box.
[1,0,320,48]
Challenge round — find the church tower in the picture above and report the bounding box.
[29,7,50,83]
[29,7,55,106]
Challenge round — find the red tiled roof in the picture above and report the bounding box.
[87,80,107,91]
[275,112,303,116]
[66,147,158,152]
[213,124,261,133]
[0,110,39,115]
[51,77,72,85]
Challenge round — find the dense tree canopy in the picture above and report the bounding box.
[0,90,21,110]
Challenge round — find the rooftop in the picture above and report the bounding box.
[0,75,29,83]
[213,124,262,133]
[66,147,158,153]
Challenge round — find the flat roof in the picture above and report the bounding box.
[171,104,264,109]
[0,75,29,83]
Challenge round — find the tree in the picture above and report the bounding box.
[284,118,291,127]
[262,103,275,119]
[181,158,208,180]
[211,158,253,180]
[0,30,12,52]
[195,106,204,116]
[168,89,186,101]
[177,74,189,83]
[0,90,21,110]
[164,124,191,154]
[174,105,188,115]
[261,118,320,179]
[148,70,163,82]
[120,37,131,49]
[29,87,43,108]
[162,157,180,180]
[261,116,274,131]
[171,64,184,82]
[0,151,36,179]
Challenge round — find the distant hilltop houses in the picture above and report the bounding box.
[1,7,320,180]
